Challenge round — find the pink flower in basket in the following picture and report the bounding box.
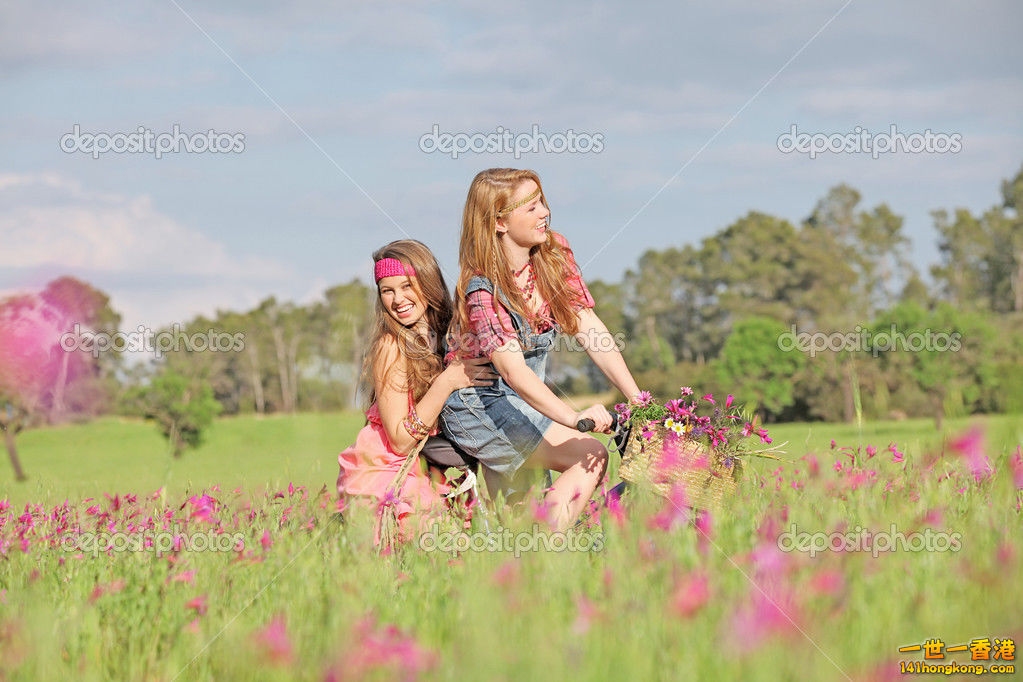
[632,390,654,406]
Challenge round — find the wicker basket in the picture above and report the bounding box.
[617,418,744,511]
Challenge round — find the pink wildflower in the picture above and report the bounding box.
[949,426,993,483]
[671,573,709,618]
[253,615,294,666]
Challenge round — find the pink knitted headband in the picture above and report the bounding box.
[374,257,416,282]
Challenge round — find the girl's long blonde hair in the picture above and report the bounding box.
[452,168,585,344]
[361,240,452,407]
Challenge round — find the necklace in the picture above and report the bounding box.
[515,261,535,301]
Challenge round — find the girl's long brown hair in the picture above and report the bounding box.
[452,168,586,346]
[361,240,452,408]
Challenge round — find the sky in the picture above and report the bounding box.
[2,0,1022,333]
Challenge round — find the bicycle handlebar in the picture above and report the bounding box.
[575,412,621,433]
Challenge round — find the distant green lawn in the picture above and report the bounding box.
[2,411,1020,507]
[1,412,366,508]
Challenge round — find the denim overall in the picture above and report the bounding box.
[439,275,557,495]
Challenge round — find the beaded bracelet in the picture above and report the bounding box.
[402,406,430,439]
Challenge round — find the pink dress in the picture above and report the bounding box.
[337,390,451,543]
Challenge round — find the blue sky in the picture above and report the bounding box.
[2,0,1021,331]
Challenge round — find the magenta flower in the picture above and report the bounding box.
[729,587,803,652]
[725,394,734,409]
[170,570,196,584]
[632,390,653,406]
[808,570,844,597]
[664,398,689,419]
[1011,447,1023,489]
[802,453,820,477]
[604,490,626,527]
[648,483,690,532]
[253,616,294,666]
[186,594,208,616]
[188,494,216,523]
[325,617,438,681]
[701,394,716,405]
[693,509,713,555]
[949,425,993,483]
[671,573,709,618]
[531,498,554,525]
[680,386,694,397]
[571,595,601,635]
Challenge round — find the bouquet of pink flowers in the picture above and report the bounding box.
[613,388,787,507]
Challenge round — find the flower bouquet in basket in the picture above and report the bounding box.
[613,388,788,511]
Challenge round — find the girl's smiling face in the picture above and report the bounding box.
[496,179,550,248]
[378,275,425,326]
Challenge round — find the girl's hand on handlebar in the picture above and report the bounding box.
[573,404,613,434]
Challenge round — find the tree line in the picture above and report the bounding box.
[2,164,1021,473]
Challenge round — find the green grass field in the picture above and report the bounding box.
[1,412,1021,681]
[3,411,1020,506]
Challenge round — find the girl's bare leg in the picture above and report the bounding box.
[525,423,608,531]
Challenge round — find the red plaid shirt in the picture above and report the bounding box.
[444,232,594,363]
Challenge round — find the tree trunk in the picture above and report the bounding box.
[246,343,265,414]
[1014,250,1023,313]
[842,357,856,423]
[645,317,664,370]
[3,426,27,481]
[169,420,183,458]
[50,346,71,423]
[272,327,292,412]
[288,334,301,413]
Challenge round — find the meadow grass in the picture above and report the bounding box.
[0,411,1020,681]
[4,412,1020,505]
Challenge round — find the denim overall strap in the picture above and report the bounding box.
[464,275,555,493]
[465,275,535,347]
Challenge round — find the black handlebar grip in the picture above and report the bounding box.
[576,413,619,433]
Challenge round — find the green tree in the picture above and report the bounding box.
[133,369,221,457]
[713,316,806,420]
[930,163,1023,313]
[870,302,996,430]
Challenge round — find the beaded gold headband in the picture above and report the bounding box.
[496,187,542,217]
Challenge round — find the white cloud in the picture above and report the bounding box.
[0,173,293,330]
[0,173,286,277]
